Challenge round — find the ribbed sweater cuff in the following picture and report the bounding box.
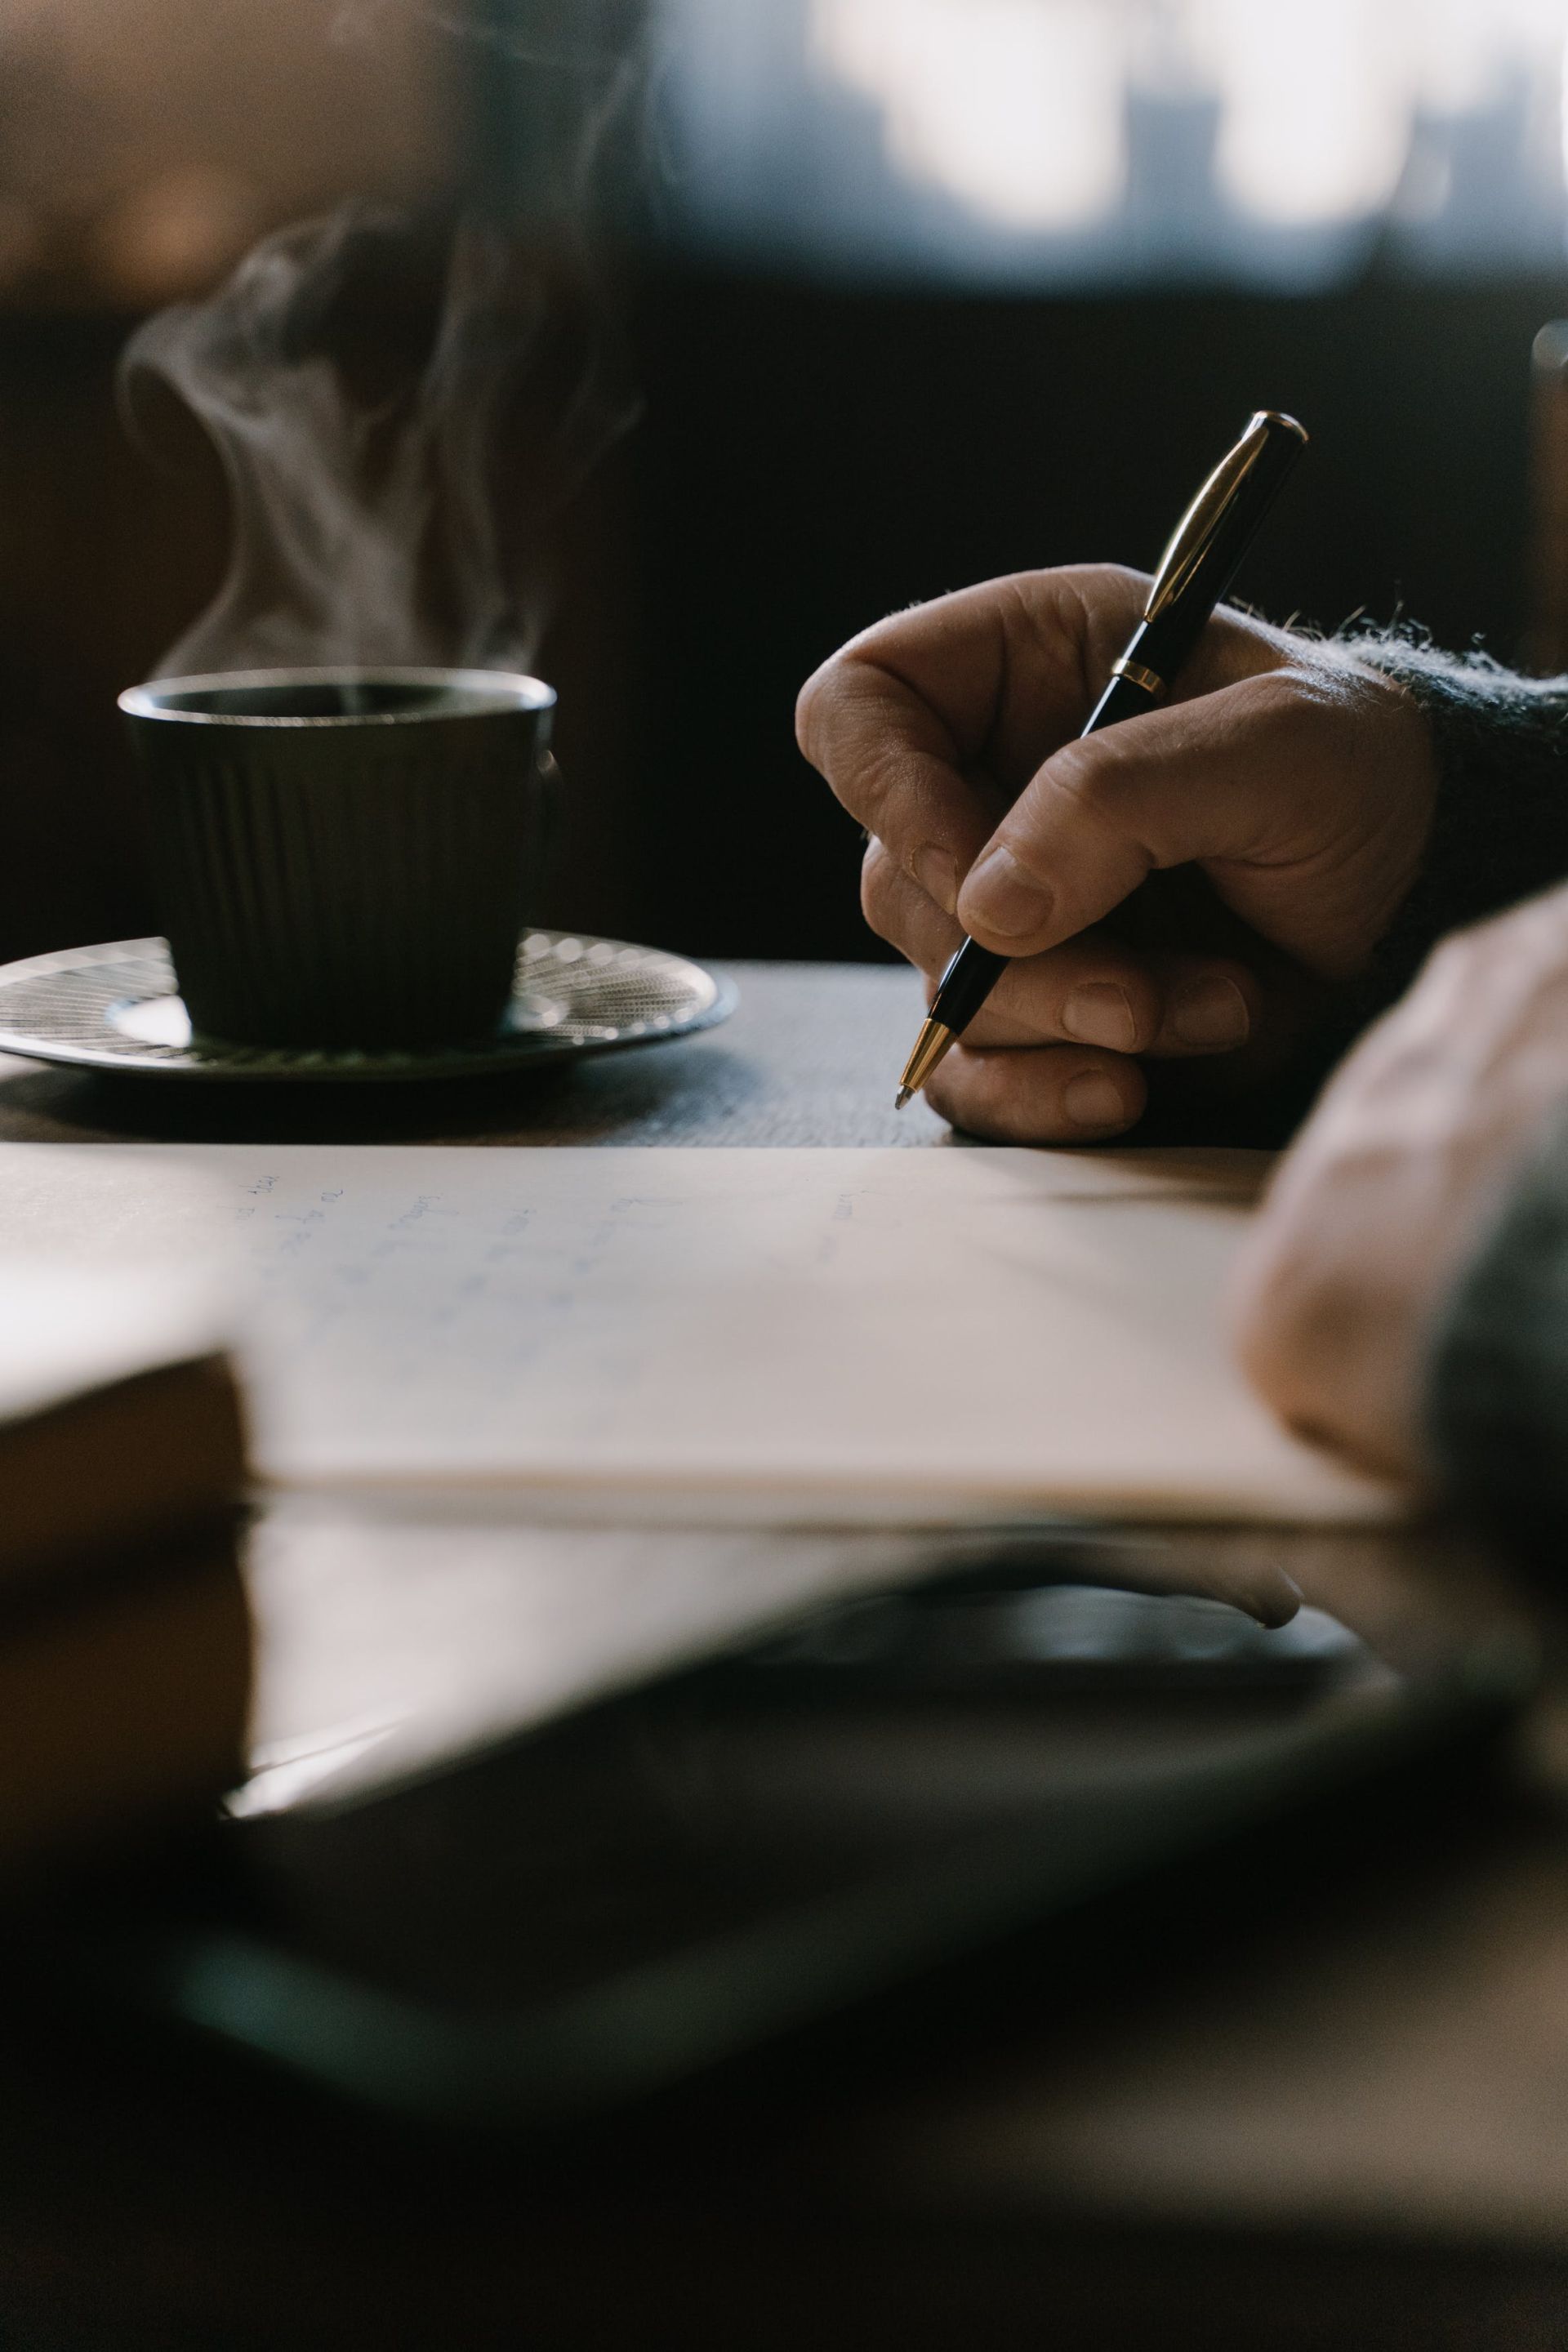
[1341,630,1568,1013]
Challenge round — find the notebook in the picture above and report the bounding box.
[0,1143,1393,1526]
[0,1261,250,1867]
[0,1264,239,1584]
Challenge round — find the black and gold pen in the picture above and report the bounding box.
[894,408,1309,1108]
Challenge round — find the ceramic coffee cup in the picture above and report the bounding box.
[119,666,556,1050]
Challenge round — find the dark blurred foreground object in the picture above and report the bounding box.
[63,1519,1533,2131]
[0,1265,251,1872]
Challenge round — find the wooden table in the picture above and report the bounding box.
[2,964,1567,2352]
[0,960,949,1150]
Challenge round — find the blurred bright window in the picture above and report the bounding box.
[660,0,1568,284]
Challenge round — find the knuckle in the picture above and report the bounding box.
[1246,664,1360,759]
[1259,665,1337,730]
[1033,733,1125,829]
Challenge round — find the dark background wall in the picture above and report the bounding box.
[0,261,1559,973]
[627,265,1557,964]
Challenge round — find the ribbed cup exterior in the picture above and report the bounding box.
[123,679,554,1049]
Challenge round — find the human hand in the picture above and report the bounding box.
[1230,884,1568,1481]
[796,565,1437,1142]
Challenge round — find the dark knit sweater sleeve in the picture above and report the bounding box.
[1426,1102,1568,1566]
[1342,635,1568,1014]
[1152,634,1568,1145]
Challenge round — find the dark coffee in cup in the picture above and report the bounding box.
[119,667,555,1050]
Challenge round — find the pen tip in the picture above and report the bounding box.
[894,1086,912,1111]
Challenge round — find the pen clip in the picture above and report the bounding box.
[1143,411,1303,624]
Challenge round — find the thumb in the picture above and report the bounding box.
[954,669,1362,977]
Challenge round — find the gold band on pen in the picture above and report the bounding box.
[1110,657,1166,697]
[895,1015,956,1108]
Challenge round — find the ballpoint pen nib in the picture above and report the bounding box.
[894,1086,912,1111]
[895,1016,957,1108]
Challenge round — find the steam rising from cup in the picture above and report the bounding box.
[121,203,640,679]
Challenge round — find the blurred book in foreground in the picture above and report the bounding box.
[0,1266,252,1874]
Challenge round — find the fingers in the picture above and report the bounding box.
[924,1041,1147,1144]
[863,839,1262,1058]
[866,842,1152,1049]
[801,566,1138,798]
[954,666,1372,975]
[799,567,1156,913]
[799,572,1291,911]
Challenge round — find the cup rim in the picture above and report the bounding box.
[118,666,556,727]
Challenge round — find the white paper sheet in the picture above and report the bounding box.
[0,1143,1394,1524]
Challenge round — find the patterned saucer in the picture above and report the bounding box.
[0,932,737,1085]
